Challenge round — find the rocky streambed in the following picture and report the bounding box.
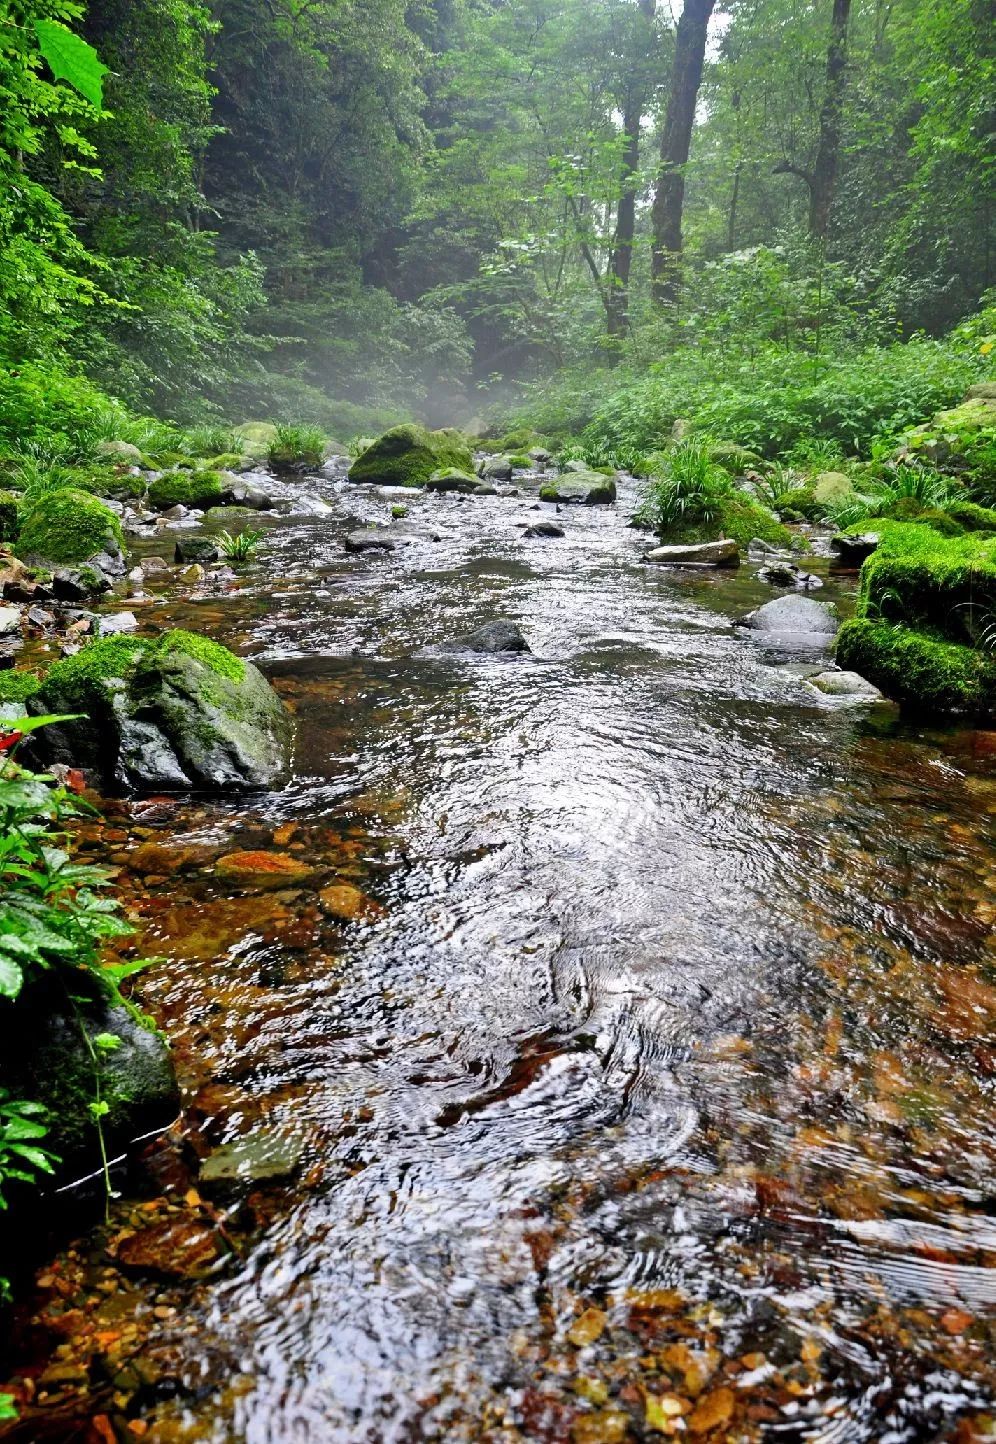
[0,456,994,1443]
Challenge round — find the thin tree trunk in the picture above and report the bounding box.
[809,0,851,240]
[606,0,656,338]
[650,0,716,309]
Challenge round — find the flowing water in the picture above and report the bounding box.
[4,466,995,1443]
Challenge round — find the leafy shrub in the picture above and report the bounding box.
[268,424,328,472]
[0,365,129,459]
[217,528,265,565]
[0,492,18,543]
[636,441,728,536]
[181,425,246,459]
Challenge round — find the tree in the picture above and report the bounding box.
[650,0,717,309]
[605,0,658,338]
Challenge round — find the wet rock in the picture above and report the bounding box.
[114,1216,222,1280]
[140,555,173,576]
[215,850,316,889]
[35,632,292,792]
[180,563,205,583]
[26,605,55,627]
[523,520,565,538]
[90,548,126,579]
[52,566,112,602]
[808,669,884,701]
[174,536,220,564]
[540,472,616,505]
[200,1129,304,1187]
[319,882,385,923]
[737,595,839,643]
[439,621,531,654]
[646,540,739,567]
[348,425,474,487]
[472,482,498,496]
[0,606,20,636]
[0,993,178,1178]
[748,537,779,555]
[219,478,273,510]
[831,531,880,567]
[529,448,552,466]
[426,469,479,494]
[128,840,217,875]
[757,561,822,590]
[99,611,140,635]
[345,529,400,553]
[479,456,513,484]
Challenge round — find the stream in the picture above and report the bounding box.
[3,462,995,1443]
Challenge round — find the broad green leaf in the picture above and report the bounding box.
[33,22,108,110]
[0,955,23,999]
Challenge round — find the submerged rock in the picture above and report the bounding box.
[215,850,316,889]
[540,471,617,505]
[200,1130,304,1188]
[809,669,884,700]
[33,631,292,792]
[737,595,839,643]
[646,540,739,567]
[439,621,530,654]
[345,529,401,553]
[319,882,385,922]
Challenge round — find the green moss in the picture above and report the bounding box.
[205,453,245,471]
[156,630,245,683]
[854,522,996,646]
[776,486,819,520]
[348,424,474,487]
[507,454,533,469]
[16,488,124,564]
[0,489,19,542]
[147,471,223,510]
[948,500,996,532]
[836,619,994,716]
[0,670,43,704]
[40,636,148,711]
[500,429,536,451]
[709,441,762,474]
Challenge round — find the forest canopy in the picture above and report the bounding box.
[0,0,993,434]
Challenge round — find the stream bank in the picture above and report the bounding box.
[1,460,994,1444]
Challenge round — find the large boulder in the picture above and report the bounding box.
[348,425,474,488]
[479,456,513,484]
[17,488,125,567]
[646,540,739,567]
[32,630,292,792]
[539,471,617,505]
[737,595,839,644]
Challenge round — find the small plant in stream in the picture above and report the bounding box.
[268,424,328,471]
[635,439,730,536]
[217,528,265,565]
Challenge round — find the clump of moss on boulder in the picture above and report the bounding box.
[33,629,291,792]
[348,424,474,487]
[16,487,124,564]
[836,620,994,717]
[855,523,996,646]
[539,470,617,505]
[0,669,43,707]
[146,470,224,511]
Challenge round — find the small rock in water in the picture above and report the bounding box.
[737,594,839,643]
[99,611,139,635]
[319,882,385,923]
[175,536,220,564]
[646,539,739,567]
[808,670,884,701]
[0,606,21,636]
[522,520,565,538]
[439,620,530,654]
[181,562,205,582]
[215,850,316,889]
[758,561,822,590]
[200,1129,304,1187]
[748,537,779,556]
[472,482,498,496]
[114,1216,222,1280]
[345,529,400,553]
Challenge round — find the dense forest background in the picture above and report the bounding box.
[2,0,994,436]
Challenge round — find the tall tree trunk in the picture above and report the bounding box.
[606,0,657,338]
[809,0,852,240]
[650,0,716,310]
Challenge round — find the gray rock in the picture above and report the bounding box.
[220,479,273,510]
[472,483,498,496]
[90,548,126,578]
[831,532,880,567]
[174,536,220,564]
[748,537,779,556]
[345,529,400,553]
[52,567,111,601]
[439,621,530,655]
[522,520,565,538]
[757,562,822,590]
[200,1130,304,1188]
[737,594,839,642]
[139,555,172,576]
[479,456,514,484]
[540,471,617,506]
[529,448,552,466]
[809,670,884,701]
[99,611,139,635]
[426,470,479,494]
[97,440,144,464]
[646,539,740,567]
[0,606,20,636]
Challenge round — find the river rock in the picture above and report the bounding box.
[33,632,292,792]
[479,456,513,484]
[345,529,401,553]
[831,532,880,567]
[522,520,565,538]
[98,440,144,464]
[219,478,273,510]
[472,483,498,496]
[540,471,616,505]
[737,595,839,643]
[439,621,530,655]
[114,1216,222,1281]
[348,425,474,487]
[319,882,385,922]
[0,606,20,636]
[99,611,140,635]
[52,567,112,602]
[175,536,220,564]
[758,561,822,590]
[808,670,884,700]
[646,539,740,567]
[200,1130,304,1187]
[215,850,316,889]
[426,469,479,494]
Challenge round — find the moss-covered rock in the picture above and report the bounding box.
[238,421,279,460]
[836,619,994,717]
[426,468,478,494]
[854,523,996,647]
[348,424,474,487]
[658,494,791,550]
[813,471,854,507]
[947,500,996,532]
[709,441,762,474]
[0,669,43,706]
[146,471,224,511]
[33,630,291,792]
[0,489,19,542]
[539,471,617,505]
[16,487,124,564]
[774,486,819,521]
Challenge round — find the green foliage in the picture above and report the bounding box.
[0,672,44,707]
[33,18,108,108]
[636,441,728,536]
[217,529,265,566]
[268,425,328,473]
